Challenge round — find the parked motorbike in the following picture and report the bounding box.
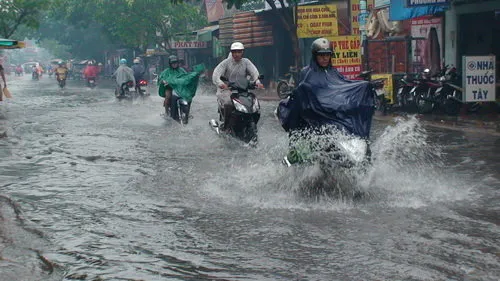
[357,70,388,114]
[115,81,136,100]
[86,77,97,88]
[414,66,480,115]
[396,73,417,112]
[276,66,298,99]
[209,75,263,145]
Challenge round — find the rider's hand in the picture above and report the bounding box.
[256,82,264,89]
[219,83,228,89]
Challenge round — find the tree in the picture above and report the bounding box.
[225,0,302,67]
[0,0,51,38]
[95,0,207,53]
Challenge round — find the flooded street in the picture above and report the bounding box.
[1,75,499,281]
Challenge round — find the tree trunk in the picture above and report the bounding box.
[266,0,302,68]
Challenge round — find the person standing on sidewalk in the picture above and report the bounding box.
[0,63,7,101]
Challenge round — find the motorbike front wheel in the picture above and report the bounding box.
[415,92,434,114]
[243,121,258,144]
[277,81,291,99]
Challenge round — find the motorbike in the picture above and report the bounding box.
[15,67,23,76]
[32,71,39,80]
[161,80,190,125]
[209,75,263,145]
[86,77,97,88]
[414,66,480,115]
[280,120,371,200]
[276,66,298,99]
[57,78,66,89]
[396,73,417,112]
[357,70,389,114]
[136,79,149,97]
[115,81,136,100]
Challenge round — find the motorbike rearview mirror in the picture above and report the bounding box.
[258,74,264,80]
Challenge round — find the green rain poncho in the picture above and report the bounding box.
[157,64,205,102]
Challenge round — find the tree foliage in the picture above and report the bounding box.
[0,0,51,38]
[93,0,206,51]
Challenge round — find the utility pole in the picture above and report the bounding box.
[359,0,369,70]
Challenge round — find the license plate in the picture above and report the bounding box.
[128,87,135,91]
[89,80,95,83]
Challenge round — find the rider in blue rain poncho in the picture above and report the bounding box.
[278,38,375,164]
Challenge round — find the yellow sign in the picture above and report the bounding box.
[351,0,374,35]
[330,36,362,80]
[297,5,338,38]
[372,73,394,104]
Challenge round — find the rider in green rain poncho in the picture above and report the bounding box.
[158,55,205,117]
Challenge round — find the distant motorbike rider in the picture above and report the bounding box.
[278,38,375,165]
[113,58,135,96]
[212,42,263,131]
[158,55,186,111]
[132,58,146,82]
[54,62,69,83]
[83,60,99,81]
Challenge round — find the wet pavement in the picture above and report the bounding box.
[0,75,499,280]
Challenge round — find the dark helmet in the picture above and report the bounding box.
[168,55,179,64]
[311,38,333,56]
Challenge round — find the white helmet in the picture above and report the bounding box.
[133,58,140,64]
[230,42,244,51]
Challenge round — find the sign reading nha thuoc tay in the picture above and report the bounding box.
[462,56,496,102]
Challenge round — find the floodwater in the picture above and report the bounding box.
[0,75,499,281]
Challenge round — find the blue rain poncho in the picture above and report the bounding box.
[278,59,375,139]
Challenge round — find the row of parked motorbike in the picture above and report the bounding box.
[375,66,479,116]
[275,65,476,116]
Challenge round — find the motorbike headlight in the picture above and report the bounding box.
[252,100,260,112]
[233,100,248,113]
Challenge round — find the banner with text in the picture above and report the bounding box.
[462,56,496,102]
[330,36,361,80]
[350,0,373,35]
[297,4,338,38]
[407,0,449,7]
[171,41,208,49]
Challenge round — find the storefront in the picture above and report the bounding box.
[444,0,500,100]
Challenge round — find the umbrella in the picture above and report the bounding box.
[0,38,25,49]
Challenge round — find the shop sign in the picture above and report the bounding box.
[330,36,362,80]
[374,0,390,8]
[350,0,373,35]
[172,41,208,49]
[296,4,338,38]
[407,0,449,7]
[462,56,496,102]
[371,73,394,104]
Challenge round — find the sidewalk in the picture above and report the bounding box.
[375,111,500,135]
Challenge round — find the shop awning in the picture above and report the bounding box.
[195,25,219,42]
[0,38,25,49]
[195,25,219,36]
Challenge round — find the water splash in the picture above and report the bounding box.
[365,116,474,207]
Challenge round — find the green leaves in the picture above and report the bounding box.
[0,0,51,38]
